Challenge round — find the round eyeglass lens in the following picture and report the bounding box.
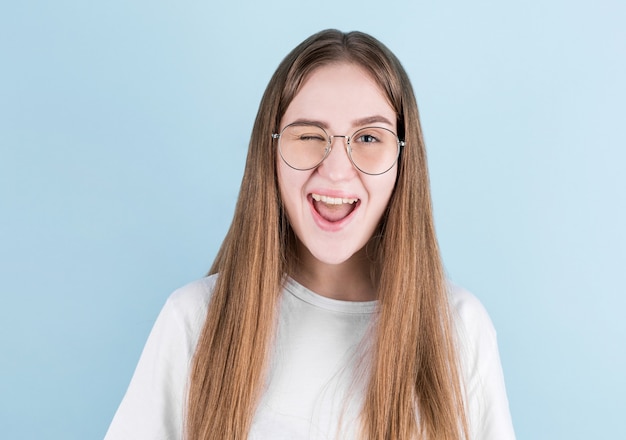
[278,124,330,171]
[348,127,400,175]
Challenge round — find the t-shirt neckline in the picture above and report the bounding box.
[283,277,379,314]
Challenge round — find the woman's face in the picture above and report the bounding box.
[277,62,398,267]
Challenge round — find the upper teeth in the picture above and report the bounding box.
[312,194,357,205]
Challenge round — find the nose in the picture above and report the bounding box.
[317,136,357,181]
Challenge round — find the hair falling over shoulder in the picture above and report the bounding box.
[185,29,468,440]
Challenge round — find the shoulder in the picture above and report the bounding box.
[447,282,488,319]
[104,275,219,440]
[157,274,218,338]
[446,282,516,439]
[167,274,217,313]
[446,281,502,377]
[446,281,497,342]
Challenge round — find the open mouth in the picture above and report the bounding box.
[310,193,359,223]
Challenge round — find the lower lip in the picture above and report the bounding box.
[308,195,360,232]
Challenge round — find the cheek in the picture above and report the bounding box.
[368,169,398,208]
[277,160,290,199]
[277,161,306,213]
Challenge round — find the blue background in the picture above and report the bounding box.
[1,0,624,438]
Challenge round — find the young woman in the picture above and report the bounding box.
[105,29,515,440]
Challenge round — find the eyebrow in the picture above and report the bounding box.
[287,115,395,130]
[353,115,395,127]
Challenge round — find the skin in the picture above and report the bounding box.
[277,62,398,301]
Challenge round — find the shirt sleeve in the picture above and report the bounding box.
[104,279,212,440]
[450,285,516,440]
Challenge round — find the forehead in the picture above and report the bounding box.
[281,62,396,130]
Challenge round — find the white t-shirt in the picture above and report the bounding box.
[104,275,515,439]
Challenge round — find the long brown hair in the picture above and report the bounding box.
[186,29,468,439]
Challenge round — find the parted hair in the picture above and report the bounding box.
[186,29,468,439]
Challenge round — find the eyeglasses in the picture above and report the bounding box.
[272,123,404,175]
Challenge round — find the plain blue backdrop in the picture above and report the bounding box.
[1,0,624,438]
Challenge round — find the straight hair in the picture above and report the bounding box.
[186,29,468,439]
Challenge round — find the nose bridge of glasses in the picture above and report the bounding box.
[328,134,350,150]
[321,134,359,179]
[327,134,353,162]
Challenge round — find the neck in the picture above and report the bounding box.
[291,242,377,301]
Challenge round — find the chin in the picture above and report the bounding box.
[311,252,353,266]
[307,242,367,266]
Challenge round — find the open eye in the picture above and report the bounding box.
[355,133,379,143]
[353,127,388,145]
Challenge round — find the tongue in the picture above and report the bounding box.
[313,200,355,222]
